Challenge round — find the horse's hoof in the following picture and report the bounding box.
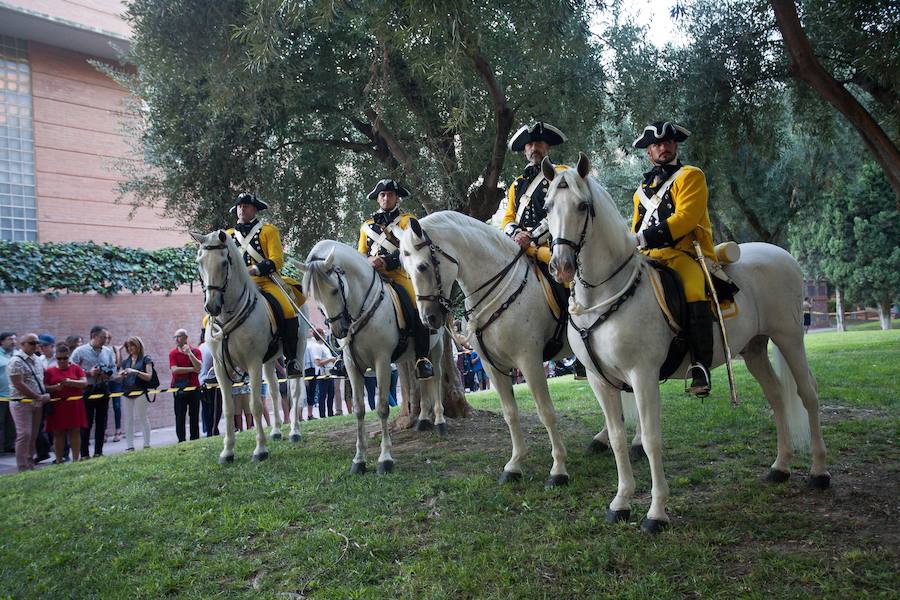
[377,460,394,475]
[252,451,269,462]
[605,508,631,524]
[498,470,522,484]
[545,474,570,488]
[218,454,234,465]
[766,468,791,483]
[640,518,669,534]
[350,461,366,475]
[629,444,646,460]
[270,431,282,441]
[289,433,301,443]
[415,419,434,432]
[436,422,449,436]
[586,439,609,454]
[808,474,831,490]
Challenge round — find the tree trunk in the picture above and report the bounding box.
[878,297,893,330]
[771,0,900,210]
[835,286,846,332]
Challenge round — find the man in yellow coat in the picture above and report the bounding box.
[227,192,304,378]
[632,120,715,395]
[358,178,434,380]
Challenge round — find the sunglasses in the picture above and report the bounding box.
[57,356,70,361]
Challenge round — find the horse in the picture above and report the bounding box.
[400,211,639,486]
[191,230,308,463]
[296,240,444,475]
[540,154,829,532]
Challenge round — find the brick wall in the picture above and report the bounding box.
[0,291,205,429]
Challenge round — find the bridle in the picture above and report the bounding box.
[314,261,384,340]
[411,232,460,314]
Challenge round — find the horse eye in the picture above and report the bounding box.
[578,202,590,212]
[331,289,339,296]
[403,250,410,256]
[417,263,428,272]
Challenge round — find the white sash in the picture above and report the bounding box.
[637,169,681,234]
[232,220,266,264]
[515,173,546,224]
[364,214,402,255]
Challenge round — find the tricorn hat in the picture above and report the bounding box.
[229,192,269,214]
[632,120,691,149]
[367,178,410,201]
[508,121,567,152]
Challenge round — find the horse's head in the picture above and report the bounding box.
[400,218,459,330]
[191,230,234,317]
[303,247,352,339]
[542,153,594,284]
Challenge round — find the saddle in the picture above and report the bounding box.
[258,290,286,364]
[385,280,417,362]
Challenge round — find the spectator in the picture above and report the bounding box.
[311,329,337,417]
[169,328,202,442]
[71,326,115,459]
[803,297,812,334]
[43,343,88,463]
[35,333,57,457]
[36,334,56,369]
[303,331,319,420]
[0,332,17,453]
[7,333,49,471]
[64,335,82,351]
[106,332,124,443]
[119,336,154,450]
[232,375,254,431]
[275,359,292,422]
[470,351,490,391]
[198,331,222,437]
[362,365,397,411]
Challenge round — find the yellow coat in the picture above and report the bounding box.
[358,211,417,308]
[502,164,569,264]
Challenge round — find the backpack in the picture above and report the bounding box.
[129,355,160,391]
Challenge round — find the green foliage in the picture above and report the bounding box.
[0,241,197,296]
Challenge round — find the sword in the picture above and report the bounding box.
[692,240,740,407]
[267,272,339,355]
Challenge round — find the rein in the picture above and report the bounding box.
[315,261,385,342]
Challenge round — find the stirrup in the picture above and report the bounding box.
[685,363,711,397]
[331,358,347,377]
[286,359,304,379]
[415,358,434,380]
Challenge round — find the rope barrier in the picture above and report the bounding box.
[0,374,344,404]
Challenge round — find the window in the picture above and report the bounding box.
[0,36,37,241]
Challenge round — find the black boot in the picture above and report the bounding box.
[281,317,304,378]
[686,301,714,396]
[573,359,587,380]
[414,320,434,380]
[331,352,347,377]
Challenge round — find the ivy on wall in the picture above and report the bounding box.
[0,241,199,296]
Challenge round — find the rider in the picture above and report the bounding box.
[226,192,304,378]
[357,178,434,380]
[631,120,715,395]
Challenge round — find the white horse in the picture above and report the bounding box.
[297,240,444,474]
[541,154,829,532]
[192,230,308,463]
[400,211,639,487]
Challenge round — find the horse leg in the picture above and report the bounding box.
[347,361,368,474]
[770,333,830,489]
[288,377,305,442]
[248,365,269,461]
[374,361,394,474]
[586,373,634,523]
[741,336,793,482]
[214,361,236,464]
[264,360,283,441]
[491,369,526,483]
[429,340,448,435]
[632,374,669,533]
[519,358,569,487]
[588,393,642,457]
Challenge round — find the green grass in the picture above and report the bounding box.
[1,330,897,599]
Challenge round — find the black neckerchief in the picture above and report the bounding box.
[522,163,541,183]
[372,207,401,227]
[642,160,683,193]
[235,219,259,236]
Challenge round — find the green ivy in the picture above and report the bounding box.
[0,241,199,296]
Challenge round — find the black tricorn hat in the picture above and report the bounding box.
[367,178,410,201]
[508,121,567,152]
[632,120,691,149]
[229,192,269,214]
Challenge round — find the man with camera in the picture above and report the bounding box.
[169,328,202,442]
[70,326,116,459]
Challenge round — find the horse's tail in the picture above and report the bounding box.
[772,345,811,452]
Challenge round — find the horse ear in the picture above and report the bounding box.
[577,152,591,179]
[217,230,227,243]
[189,231,205,243]
[290,258,307,275]
[323,249,335,271]
[541,156,556,181]
[409,217,423,239]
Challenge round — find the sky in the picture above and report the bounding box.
[590,0,689,49]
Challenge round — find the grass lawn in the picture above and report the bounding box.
[1,330,897,599]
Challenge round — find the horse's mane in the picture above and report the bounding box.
[584,173,635,260]
[418,210,520,255]
[218,231,254,289]
[303,240,371,302]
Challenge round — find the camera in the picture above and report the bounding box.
[97,364,115,377]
